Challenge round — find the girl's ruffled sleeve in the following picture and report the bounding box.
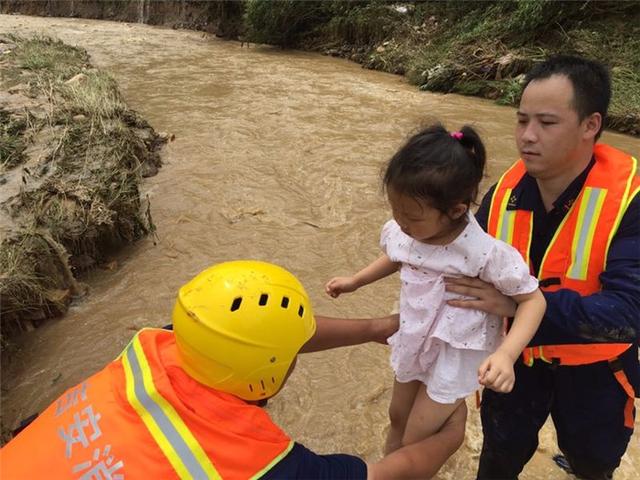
[380,220,396,257]
[480,240,539,296]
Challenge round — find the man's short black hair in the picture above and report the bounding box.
[523,55,611,139]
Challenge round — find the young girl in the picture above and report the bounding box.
[325,124,546,454]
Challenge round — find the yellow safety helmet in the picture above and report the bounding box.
[172,260,316,401]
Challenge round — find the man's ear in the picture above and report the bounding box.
[449,203,468,220]
[582,112,602,141]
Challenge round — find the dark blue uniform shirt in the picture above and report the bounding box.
[475,157,640,391]
[264,442,367,479]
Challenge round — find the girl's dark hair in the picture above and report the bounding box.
[383,123,486,215]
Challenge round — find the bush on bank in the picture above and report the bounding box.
[244,0,639,135]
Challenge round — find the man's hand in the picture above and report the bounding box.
[371,313,399,344]
[325,276,360,298]
[444,276,517,317]
[478,350,515,393]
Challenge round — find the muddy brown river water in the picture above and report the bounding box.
[1,15,638,478]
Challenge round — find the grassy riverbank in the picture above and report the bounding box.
[0,35,164,339]
[244,0,639,135]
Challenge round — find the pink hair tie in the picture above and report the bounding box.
[450,131,463,140]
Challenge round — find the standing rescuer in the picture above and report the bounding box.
[445,55,640,479]
[1,260,465,479]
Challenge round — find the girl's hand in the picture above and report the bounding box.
[325,276,359,298]
[478,350,515,393]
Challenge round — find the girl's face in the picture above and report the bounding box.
[387,188,467,245]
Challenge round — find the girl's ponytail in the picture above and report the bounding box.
[457,125,486,181]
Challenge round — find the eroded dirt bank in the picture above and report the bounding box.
[1,35,165,335]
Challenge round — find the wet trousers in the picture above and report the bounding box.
[477,354,635,480]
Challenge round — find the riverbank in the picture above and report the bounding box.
[248,1,639,136]
[2,1,638,135]
[0,35,165,339]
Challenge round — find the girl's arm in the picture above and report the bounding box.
[478,288,546,392]
[352,254,400,287]
[498,289,546,361]
[326,254,399,297]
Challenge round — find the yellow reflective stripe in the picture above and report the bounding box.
[604,156,638,266]
[487,168,512,232]
[495,188,514,243]
[525,348,534,366]
[567,187,607,280]
[122,333,221,480]
[627,184,640,210]
[538,346,551,364]
[250,440,295,480]
[523,211,533,266]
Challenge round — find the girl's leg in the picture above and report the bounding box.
[384,379,421,455]
[402,387,464,446]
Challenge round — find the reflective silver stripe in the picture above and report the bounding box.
[126,345,209,479]
[568,188,605,279]
[499,210,515,243]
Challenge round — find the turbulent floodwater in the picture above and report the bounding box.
[1,15,639,478]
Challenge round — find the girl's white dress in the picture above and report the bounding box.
[381,213,538,404]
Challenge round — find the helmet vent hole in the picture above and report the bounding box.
[249,384,253,392]
[259,294,269,306]
[281,296,289,308]
[230,297,242,311]
[272,377,276,384]
[260,380,265,390]
[298,305,304,317]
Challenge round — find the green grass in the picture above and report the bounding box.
[244,1,638,134]
[59,71,127,120]
[11,34,90,81]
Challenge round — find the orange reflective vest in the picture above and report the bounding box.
[487,144,640,427]
[0,329,294,479]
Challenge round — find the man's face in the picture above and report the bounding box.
[515,74,593,181]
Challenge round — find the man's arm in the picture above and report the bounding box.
[367,402,466,480]
[533,193,640,344]
[300,314,399,353]
[447,194,640,344]
[261,443,368,480]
